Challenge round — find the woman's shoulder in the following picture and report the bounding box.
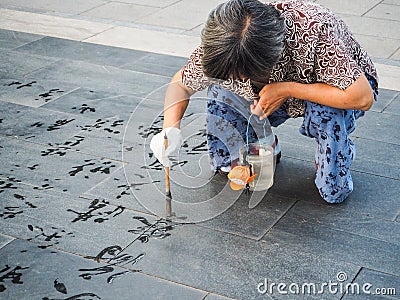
[271,0,340,28]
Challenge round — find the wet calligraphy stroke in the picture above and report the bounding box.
[0,265,29,293]
[67,199,124,223]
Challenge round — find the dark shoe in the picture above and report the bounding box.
[274,135,282,164]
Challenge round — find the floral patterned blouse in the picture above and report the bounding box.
[181,0,378,118]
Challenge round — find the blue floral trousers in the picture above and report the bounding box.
[206,75,378,203]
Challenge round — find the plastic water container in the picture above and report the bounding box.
[239,143,275,191]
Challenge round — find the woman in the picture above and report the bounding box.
[150,0,378,203]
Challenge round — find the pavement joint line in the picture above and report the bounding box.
[201,294,208,300]
[80,23,119,42]
[260,152,400,184]
[258,199,299,240]
[0,132,130,165]
[76,1,111,16]
[7,234,192,290]
[135,269,233,299]
[0,233,16,249]
[338,267,363,300]
[361,0,387,17]
[359,266,400,279]
[392,214,399,223]
[389,45,400,60]
[77,193,158,217]
[381,97,398,113]
[5,235,206,292]
[315,221,400,247]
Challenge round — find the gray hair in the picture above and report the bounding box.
[201,0,285,81]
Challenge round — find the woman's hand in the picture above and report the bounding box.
[250,82,290,119]
[250,75,374,119]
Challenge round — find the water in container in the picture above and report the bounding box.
[239,143,275,191]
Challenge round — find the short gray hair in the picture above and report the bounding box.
[201,0,285,81]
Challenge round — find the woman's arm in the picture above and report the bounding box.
[253,73,374,118]
[163,69,196,128]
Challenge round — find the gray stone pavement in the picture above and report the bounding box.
[0,1,400,299]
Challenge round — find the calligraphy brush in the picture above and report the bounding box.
[164,133,172,217]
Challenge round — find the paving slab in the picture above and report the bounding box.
[120,52,187,77]
[383,0,400,5]
[268,156,400,221]
[354,34,400,60]
[84,25,200,57]
[0,8,114,41]
[315,0,381,16]
[383,92,400,115]
[339,15,400,40]
[127,52,188,70]
[0,101,92,144]
[134,0,224,31]
[0,78,78,107]
[204,294,237,300]
[0,29,43,50]
[26,58,171,97]
[5,85,202,167]
[111,0,180,8]
[119,222,360,300]
[0,234,13,249]
[372,88,400,113]
[274,122,400,180]
[80,2,157,23]
[83,166,150,213]
[351,137,400,180]
[353,110,400,145]
[0,137,123,195]
[85,160,297,240]
[42,88,135,119]
[41,96,203,161]
[15,35,149,68]
[261,212,400,276]
[0,48,58,79]
[391,48,400,61]
[0,179,158,256]
[365,3,400,22]
[342,268,400,299]
[0,0,108,15]
[277,200,400,246]
[0,238,207,300]
[199,193,296,240]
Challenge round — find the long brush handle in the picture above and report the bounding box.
[164,133,172,217]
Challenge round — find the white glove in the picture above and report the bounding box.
[150,127,183,167]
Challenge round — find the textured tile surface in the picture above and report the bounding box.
[15,36,149,67]
[0,239,207,300]
[0,49,58,78]
[0,234,13,249]
[262,212,400,276]
[1,29,399,300]
[0,137,123,195]
[315,0,381,15]
[365,3,400,21]
[26,59,171,97]
[0,179,153,256]
[0,101,91,143]
[342,268,400,299]
[0,78,78,107]
[0,0,107,15]
[80,2,157,23]
[0,29,43,50]
[120,223,359,300]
